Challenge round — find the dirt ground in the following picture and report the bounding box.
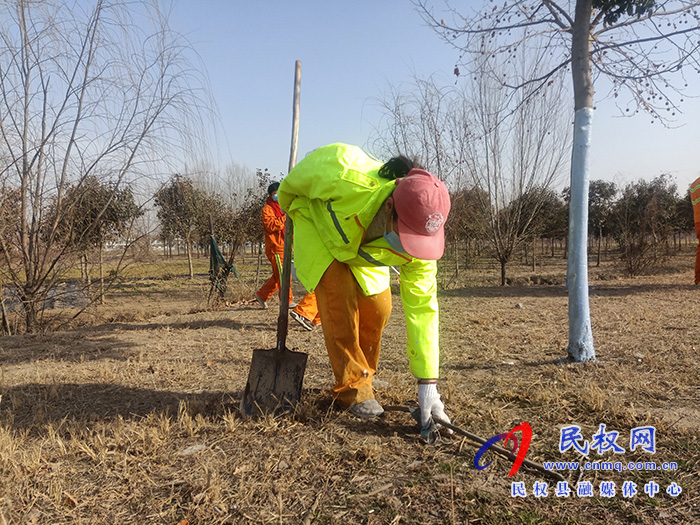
[0,251,699,524]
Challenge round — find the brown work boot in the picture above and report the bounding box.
[348,399,384,419]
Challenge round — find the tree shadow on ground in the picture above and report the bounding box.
[440,282,694,299]
[0,382,240,434]
[0,317,273,366]
[0,334,140,366]
[1,381,472,454]
[95,318,266,332]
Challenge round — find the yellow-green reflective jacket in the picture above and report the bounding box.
[278,143,440,378]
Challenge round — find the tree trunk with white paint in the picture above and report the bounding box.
[566,0,595,362]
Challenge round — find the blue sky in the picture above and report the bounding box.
[169,0,700,193]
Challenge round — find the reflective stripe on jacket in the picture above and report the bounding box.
[278,143,440,378]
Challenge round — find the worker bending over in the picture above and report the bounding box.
[278,143,451,429]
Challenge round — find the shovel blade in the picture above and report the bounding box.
[239,347,308,417]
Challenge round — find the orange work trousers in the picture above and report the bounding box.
[293,291,321,325]
[257,250,293,304]
[314,259,392,408]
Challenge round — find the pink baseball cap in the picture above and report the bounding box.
[393,169,451,260]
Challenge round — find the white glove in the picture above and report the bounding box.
[417,383,452,431]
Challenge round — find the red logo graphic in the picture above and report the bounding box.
[474,422,532,477]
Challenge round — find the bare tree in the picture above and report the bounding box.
[0,0,208,331]
[464,59,571,285]
[189,162,257,208]
[416,0,700,361]
[371,78,464,186]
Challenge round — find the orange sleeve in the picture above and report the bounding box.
[262,204,286,234]
[262,204,286,252]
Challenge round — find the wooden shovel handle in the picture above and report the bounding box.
[288,60,301,174]
[277,60,301,353]
[276,218,293,352]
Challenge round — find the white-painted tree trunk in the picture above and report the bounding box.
[566,0,596,362]
[566,108,595,361]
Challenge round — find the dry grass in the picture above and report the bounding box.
[1,250,699,524]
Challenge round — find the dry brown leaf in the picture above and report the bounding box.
[62,492,78,508]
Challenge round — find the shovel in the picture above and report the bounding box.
[239,219,307,416]
[240,61,308,416]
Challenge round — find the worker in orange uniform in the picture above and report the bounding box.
[254,182,294,308]
[278,143,452,430]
